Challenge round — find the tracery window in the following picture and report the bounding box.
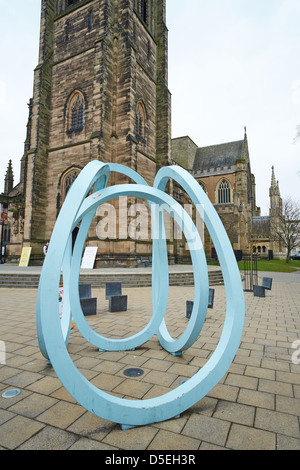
[141,0,148,24]
[217,179,232,204]
[56,0,81,15]
[199,181,207,194]
[57,167,81,215]
[66,0,80,6]
[135,101,146,141]
[65,20,70,41]
[65,171,79,196]
[88,10,93,31]
[134,0,153,31]
[62,169,81,202]
[67,91,85,133]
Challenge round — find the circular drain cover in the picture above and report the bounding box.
[123,368,144,378]
[2,389,21,399]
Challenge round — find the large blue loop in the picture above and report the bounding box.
[36,161,110,360]
[36,160,245,428]
[153,166,210,353]
[69,184,203,351]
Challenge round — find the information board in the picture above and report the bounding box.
[81,246,98,269]
[19,247,32,267]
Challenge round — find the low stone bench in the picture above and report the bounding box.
[106,282,128,312]
[253,285,266,298]
[186,288,215,319]
[253,277,272,298]
[109,295,128,313]
[136,256,151,268]
[262,277,273,291]
[105,282,122,300]
[79,284,97,316]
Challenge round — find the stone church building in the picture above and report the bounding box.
[1,0,172,265]
[171,130,261,258]
[1,0,271,264]
[252,166,284,258]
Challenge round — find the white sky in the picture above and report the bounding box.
[0,0,299,215]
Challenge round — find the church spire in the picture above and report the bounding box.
[271,166,276,189]
[269,166,282,220]
[270,166,281,197]
[241,125,249,162]
[4,160,14,194]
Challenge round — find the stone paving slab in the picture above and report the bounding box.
[0,273,299,450]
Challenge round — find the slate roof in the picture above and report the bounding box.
[192,140,245,173]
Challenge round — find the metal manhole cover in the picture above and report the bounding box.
[2,389,21,399]
[123,368,144,378]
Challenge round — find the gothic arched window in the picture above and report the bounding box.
[217,179,232,204]
[88,10,93,31]
[57,167,82,216]
[65,171,79,196]
[65,20,70,41]
[67,91,85,133]
[135,101,146,141]
[199,181,207,194]
[67,0,80,6]
[62,168,81,202]
[141,0,148,24]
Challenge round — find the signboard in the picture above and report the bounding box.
[81,246,98,269]
[0,212,7,223]
[19,247,32,267]
[0,203,8,223]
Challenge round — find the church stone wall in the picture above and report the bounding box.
[10,0,171,264]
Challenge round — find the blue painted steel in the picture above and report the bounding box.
[36,160,245,429]
[70,184,206,352]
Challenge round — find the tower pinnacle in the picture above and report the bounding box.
[4,160,14,194]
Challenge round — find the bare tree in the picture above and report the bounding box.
[270,197,300,262]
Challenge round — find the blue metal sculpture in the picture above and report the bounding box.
[36,161,245,429]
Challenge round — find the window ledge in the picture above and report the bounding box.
[66,127,83,136]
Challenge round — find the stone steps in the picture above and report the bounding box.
[0,270,224,288]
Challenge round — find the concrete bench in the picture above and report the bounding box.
[253,285,266,298]
[186,289,215,319]
[105,282,122,300]
[136,256,151,268]
[253,277,272,298]
[262,277,273,291]
[109,295,128,313]
[79,284,97,316]
[105,282,128,312]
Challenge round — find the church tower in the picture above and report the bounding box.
[269,166,283,253]
[269,166,282,219]
[20,0,171,263]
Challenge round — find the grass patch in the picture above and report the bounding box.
[237,259,300,273]
[208,259,300,273]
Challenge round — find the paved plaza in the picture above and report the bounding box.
[0,269,299,450]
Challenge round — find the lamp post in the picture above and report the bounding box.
[0,202,8,264]
[0,220,4,264]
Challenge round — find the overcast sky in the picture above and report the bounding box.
[0,0,299,215]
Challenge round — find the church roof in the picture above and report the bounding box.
[192,139,245,173]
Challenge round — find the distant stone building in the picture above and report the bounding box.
[172,129,260,258]
[252,166,284,258]
[1,0,171,265]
